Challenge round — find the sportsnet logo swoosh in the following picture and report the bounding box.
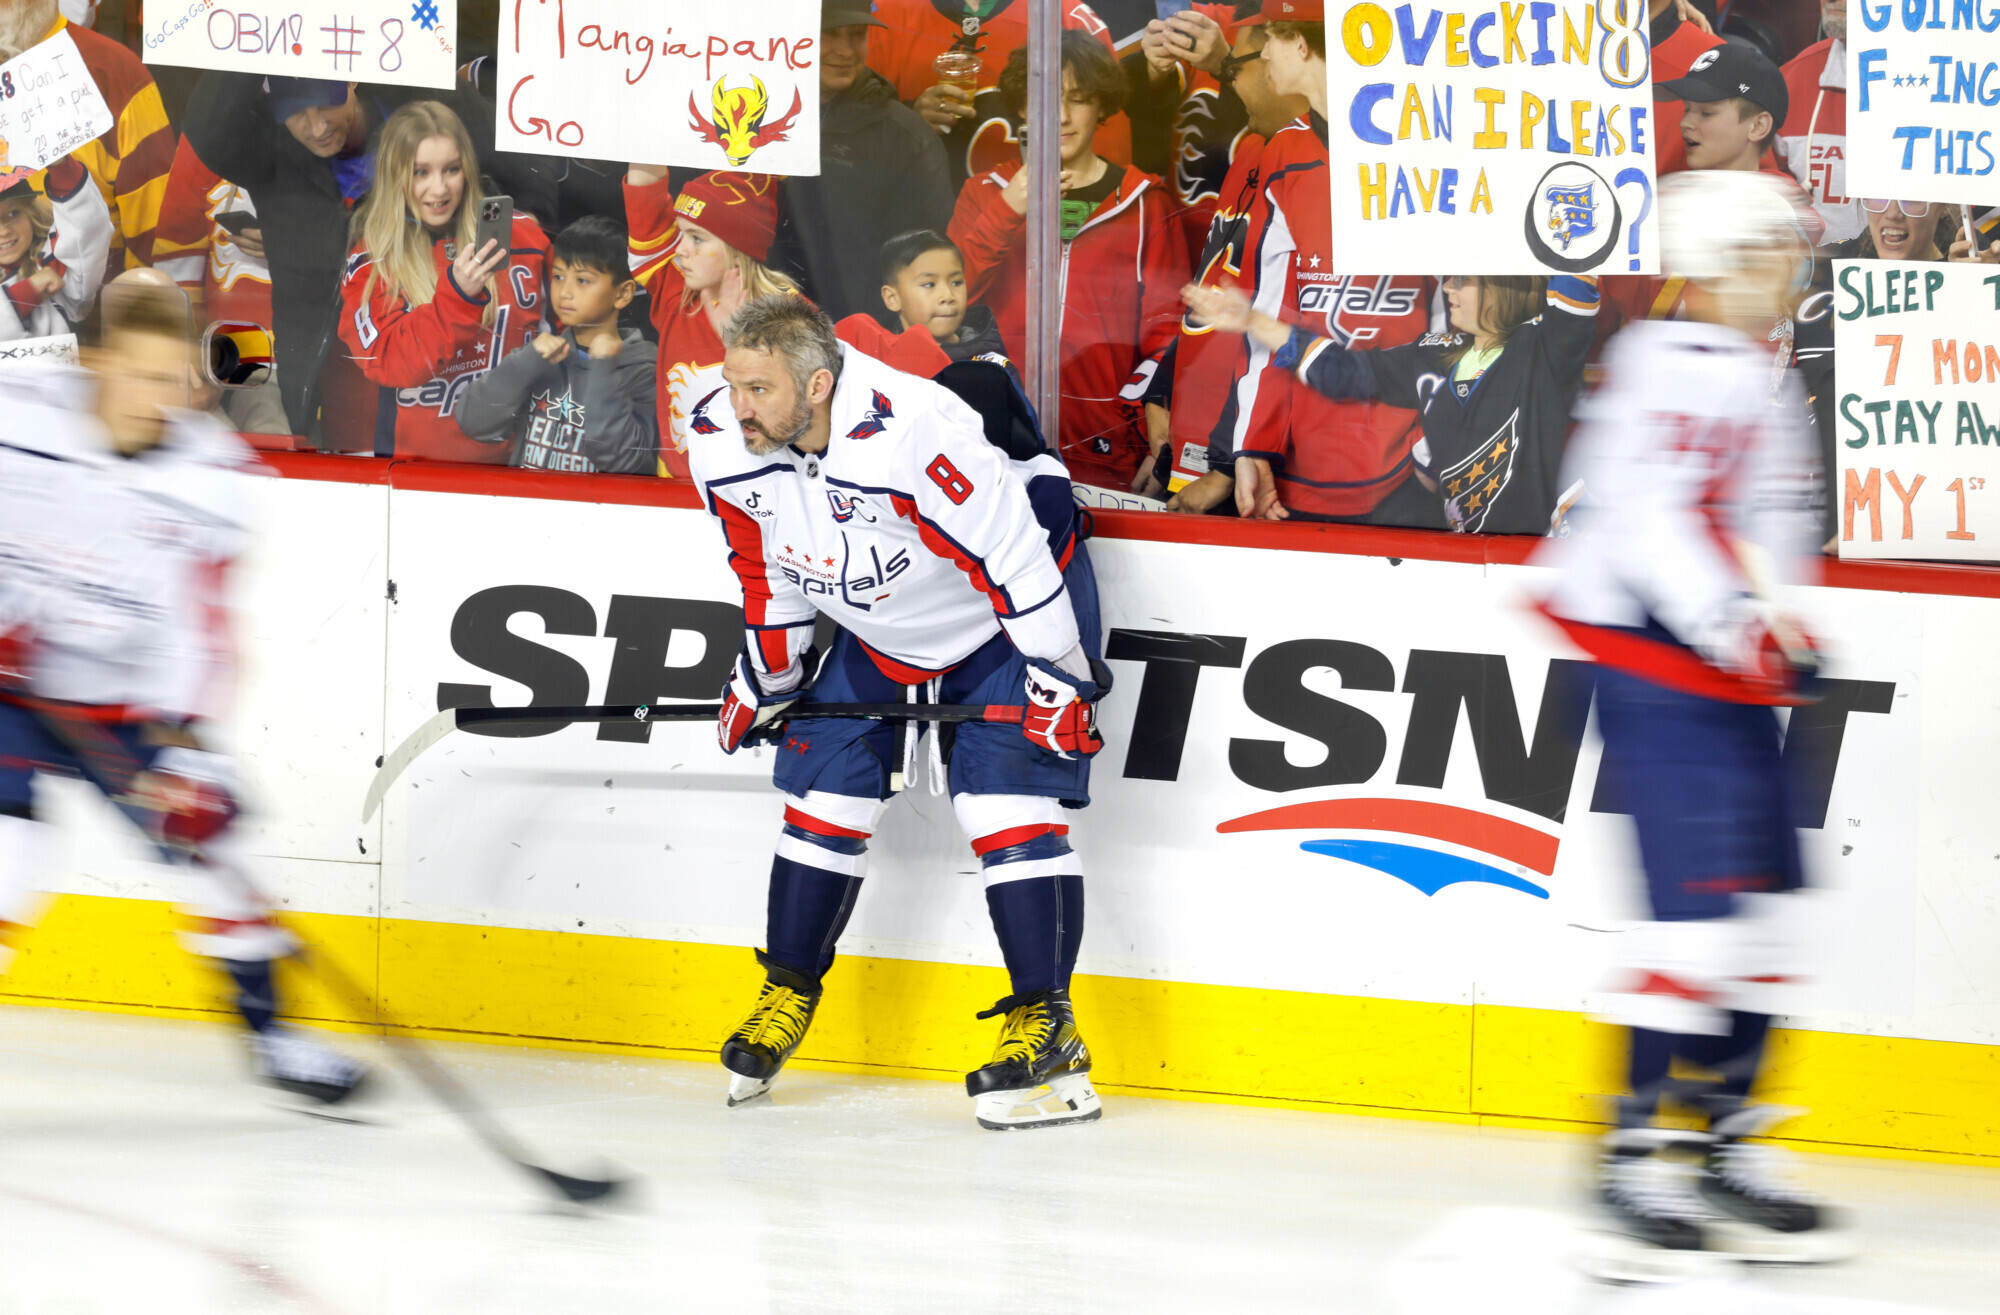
[1216,797,1555,899]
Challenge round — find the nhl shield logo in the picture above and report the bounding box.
[1522,162,1622,273]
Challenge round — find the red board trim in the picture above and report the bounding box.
[251,453,2000,601]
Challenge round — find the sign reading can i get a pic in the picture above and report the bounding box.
[0,31,112,174]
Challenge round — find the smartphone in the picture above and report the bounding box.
[214,210,258,236]
[1155,0,1193,17]
[474,195,513,261]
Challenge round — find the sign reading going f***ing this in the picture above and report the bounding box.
[1323,0,1660,274]
[497,0,822,176]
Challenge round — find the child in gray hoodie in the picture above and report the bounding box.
[457,215,658,474]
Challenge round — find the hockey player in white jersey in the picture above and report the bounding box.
[1534,171,1843,1276]
[692,294,1106,1129]
[0,280,367,1107]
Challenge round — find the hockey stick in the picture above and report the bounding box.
[4,692,626,1207]
[362,701,1026,822]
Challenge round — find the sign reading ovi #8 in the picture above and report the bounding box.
[142,1,459,91]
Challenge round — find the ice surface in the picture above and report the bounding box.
[0,1004,1993,1314]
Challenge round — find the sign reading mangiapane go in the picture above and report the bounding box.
[1323,0,1660,275]
[495,0,822,176]
[1834,259,2000,561]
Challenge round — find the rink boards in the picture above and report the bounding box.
[6,458,1997,1162]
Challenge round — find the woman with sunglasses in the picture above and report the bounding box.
[1843,199,1993,263]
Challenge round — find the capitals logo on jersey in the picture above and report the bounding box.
[689,386,727,435]
[846,390,894,439]
[1305,275,1426,349]
[1544,181,1597,252]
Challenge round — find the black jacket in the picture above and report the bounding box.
[181,74,556,441]
[770,70,955,323]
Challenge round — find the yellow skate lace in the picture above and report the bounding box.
[988,1000,1055,1066]
[735,982,814,1054]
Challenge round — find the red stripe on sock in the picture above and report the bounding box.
[783,806,872,840]
[971,823,1068,856]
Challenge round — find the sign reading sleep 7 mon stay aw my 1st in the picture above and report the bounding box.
[1325,0,1660,275]
[1834,261,2000,562]
[1845,0,2000,207]
[141,1,459,91]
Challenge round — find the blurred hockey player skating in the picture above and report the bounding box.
[693,294,1106,1129]
[0,277,367,1107]
[1534,171,1845,1277]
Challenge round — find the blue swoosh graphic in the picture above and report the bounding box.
[1300,839,1550,900]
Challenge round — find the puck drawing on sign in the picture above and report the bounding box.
[1523,162,1623,274]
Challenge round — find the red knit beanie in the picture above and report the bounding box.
[673,172,779,264]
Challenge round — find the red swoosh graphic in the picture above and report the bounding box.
[1215,798,1559,875]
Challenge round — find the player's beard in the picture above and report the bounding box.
[740,397,813,456]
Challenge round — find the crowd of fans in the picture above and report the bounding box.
[3,0,1996,542]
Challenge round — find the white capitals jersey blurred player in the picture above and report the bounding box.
[1535,171,1845,1278]
[0,277,367,1107]
[692,294,1107,1130]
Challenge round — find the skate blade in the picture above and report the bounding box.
[1705,1217,1853,1265]
[726,1072,775,1107]
[1576,1228,1735,1285]
[973,1070,1102,1131]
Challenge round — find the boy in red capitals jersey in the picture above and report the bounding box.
[1205,0,1436,523]
[949,33,1189,491]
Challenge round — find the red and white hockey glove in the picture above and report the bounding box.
[0,625,33,691]
[717,652,801,755]
[129,744,239,849]
[1022,654,1102,759]
[1700,596,1821,699]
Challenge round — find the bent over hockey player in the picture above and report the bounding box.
[0,281,367,1108]
[693,293,1105,1130]
[1535,171,1842,1276]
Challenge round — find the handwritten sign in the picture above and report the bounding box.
[0,31,112,173]
[496,0,821,176]
[140,1,459,91]
[0,333,79,367]
[1834,260,2000,561]
[1323,0,1659,274]
[1845,6,2000,207]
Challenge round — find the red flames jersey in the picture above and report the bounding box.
[154,136,275,333]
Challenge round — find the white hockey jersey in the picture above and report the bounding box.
[0,361,259,721]
[1,165,115,344]
[1534,319,1822,698]
[690,343,1079,684]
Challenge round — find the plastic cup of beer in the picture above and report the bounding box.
[933,49,982,97]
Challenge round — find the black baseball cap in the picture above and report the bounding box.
[1657,41,1788,134]
[265,76,350,122]
[822,0,885,27]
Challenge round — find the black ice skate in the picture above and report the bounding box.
[252,1026,370,1106]
[1583,1134,1730,1284]
[1696,1106,1850,1263]
[964,987,1101,1130]
[721,951,822,1107]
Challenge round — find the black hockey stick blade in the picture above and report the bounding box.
[528,1163,626,1205]
[362,700,1019,821]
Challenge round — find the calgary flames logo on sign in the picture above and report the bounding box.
[689,76,803,167]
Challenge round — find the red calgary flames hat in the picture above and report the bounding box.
[1256,0,1323,20]
[673,172,779,264]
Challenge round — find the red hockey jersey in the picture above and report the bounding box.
[1164,133,1265,492]
[866,0,1128,177]
[1773,39,1860,246]
[1226,116,1434,518]
[950,159,1189,490]
[337,213,550,463]
[1652,10,1725,179]
[153,136,275,333]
